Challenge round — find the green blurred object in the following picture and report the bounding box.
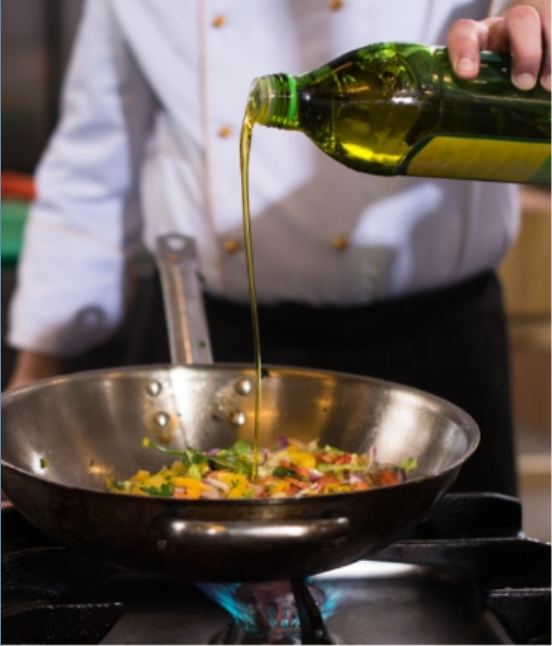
[2,200,29,265]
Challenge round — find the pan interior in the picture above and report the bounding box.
[1,364,478,492]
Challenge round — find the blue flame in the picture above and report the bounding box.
[196,580,343,633]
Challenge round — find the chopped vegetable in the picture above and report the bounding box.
[402,457,418,473]
[140,483,173,497]
[106,438,417,500]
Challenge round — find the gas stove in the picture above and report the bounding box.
[2,493,550,645]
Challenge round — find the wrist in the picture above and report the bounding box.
[7,350,63,390]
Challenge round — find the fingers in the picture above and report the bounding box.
[448,6,551,91]
[502,5,543,90]
[447,18,487,79]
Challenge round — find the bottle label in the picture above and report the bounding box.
[405,136,550,184]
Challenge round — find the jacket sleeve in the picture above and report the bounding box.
[7,0,157,357]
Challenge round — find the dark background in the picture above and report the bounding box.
[2,0,84,172]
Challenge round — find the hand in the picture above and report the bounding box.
[6,350,63,391]
[447,2,551,91]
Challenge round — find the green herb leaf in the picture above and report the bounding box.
[190,448,207,464]
[181,448,207,468]
[208,454,251,477]
[140,483,173,497]
[402,457,418,473]
[39,458,50,469]
[187,463,203,480]
[144,438,189,456]
[112,479,127,490]
[207,455,233,470]
[323,445,343,457]
[230,440,251,456]
[272,467,298,479]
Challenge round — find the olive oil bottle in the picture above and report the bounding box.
[248,43,550,184]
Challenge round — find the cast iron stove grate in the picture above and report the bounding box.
[1,493,550,645]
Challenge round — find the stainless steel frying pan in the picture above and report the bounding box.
[1,235,479,582]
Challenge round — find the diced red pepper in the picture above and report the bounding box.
[351,480,370,491]
[376,470,399,486]
[314,453,334,463]
[334,454,352,465]
[284,477,310,489]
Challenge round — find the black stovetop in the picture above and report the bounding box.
[2,493,550,645]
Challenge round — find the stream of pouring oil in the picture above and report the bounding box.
[239,94,262,481]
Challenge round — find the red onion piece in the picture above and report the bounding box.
[200,486,221,500]
[365,445,377,471]
[308,468,323,481]
[204,477,230,493]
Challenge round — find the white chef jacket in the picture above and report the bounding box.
[7,0,519,357]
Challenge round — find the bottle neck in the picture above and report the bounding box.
[249,73,300,129]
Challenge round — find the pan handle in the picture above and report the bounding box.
[156,234,213,365]
[150,515,351,551]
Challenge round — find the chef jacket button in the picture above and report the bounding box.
[329,0,344,10]
[212,15,226,28]
[218,125,232,138]
[333,235,349,251]
[224,238,241,254]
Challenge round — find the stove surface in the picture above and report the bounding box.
[2,494,550,645]
[92,564,509,645]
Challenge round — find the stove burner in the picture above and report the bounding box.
[199,580,336,644]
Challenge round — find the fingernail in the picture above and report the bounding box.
[541,74,551,91]
[457,57,475,73]
[514,72,535,90]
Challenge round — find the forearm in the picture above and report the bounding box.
[7,350,63,390]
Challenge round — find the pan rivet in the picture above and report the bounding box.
[147,381,162,396]
[154,411,171,428]
[234,379,252,396]
[156,539,168,551]
[228,409,246,426]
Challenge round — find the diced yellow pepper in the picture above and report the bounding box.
[266,479,289,493]
[171,476,208,498]
[165,461,187,477]
[216,472,248,488]
[215,472,252,499]
[143,475,168,489]
[173,460,187,473]
[130,470,151,482]
[228,485,250,498]
[290,451,316,469]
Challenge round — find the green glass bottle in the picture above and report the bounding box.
[248,43,550,184]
